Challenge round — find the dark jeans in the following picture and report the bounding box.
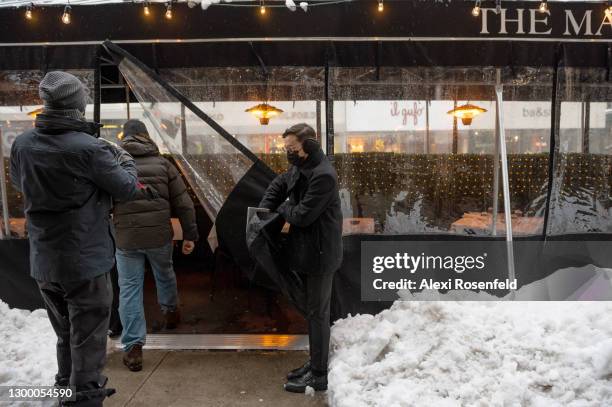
[37,273,112,388]
[302,271,335,376]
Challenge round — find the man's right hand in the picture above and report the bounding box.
[136,183,160,200]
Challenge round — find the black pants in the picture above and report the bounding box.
[302,271,335,376]
[37,273,112,389]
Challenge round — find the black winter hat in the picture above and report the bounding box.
[123,119,150,138]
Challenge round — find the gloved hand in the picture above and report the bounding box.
[142,185,160,200]
[135,183,160,200]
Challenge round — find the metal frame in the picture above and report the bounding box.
[0,129,10,239]
[494,71,517,287]
[112,333,308,351]
[542,45,563,238]
[3,37,612,47]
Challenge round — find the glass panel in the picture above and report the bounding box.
[332,67,552,236]
[549,68,612,234]
[0,70,93,239]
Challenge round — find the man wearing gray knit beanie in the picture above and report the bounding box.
[39,70,89,119]
[10,71,157,407]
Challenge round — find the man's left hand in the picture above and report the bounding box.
[182,240,195,255]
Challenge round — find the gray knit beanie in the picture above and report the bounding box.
[39,71,88,113]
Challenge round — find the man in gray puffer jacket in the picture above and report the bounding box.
[112,119,198,372]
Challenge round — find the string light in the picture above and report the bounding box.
[165,2,172,19]
[260,0,266,15]
[378,0,384,13]
[472,0,481,17]
[25,3,33,20]
[495,0,502,14]
[143,1,150,16]
[607,1,612,18]
[538,0,549,13]
[61,4,71,24]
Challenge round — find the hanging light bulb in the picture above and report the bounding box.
[260,1,266,15]
[495,0,501,14]
[25,3,33,20]
[607,2,612,18]
[538,0,548,13]
[472,0,481,17]
[61,5,71,24]
[165,2,172,19]
[143,1,150,16]
[378,0,384,12]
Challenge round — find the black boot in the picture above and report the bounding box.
[54,374,69,388]
[284,370,327,393]
[60,376,116,407]
[287,360,311,380]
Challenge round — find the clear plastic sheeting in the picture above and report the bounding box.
[331,66,553,236]
[159,66,326,174]
[548,68,612,235]
[117,57,256,218]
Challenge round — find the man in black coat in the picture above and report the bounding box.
[259,123,343,393]
[112,119,198,372]
[10,72,152,406]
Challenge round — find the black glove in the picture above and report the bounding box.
[143,186,160,200]
[133,184,160,201]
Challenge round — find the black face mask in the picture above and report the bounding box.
[287,151,305,166]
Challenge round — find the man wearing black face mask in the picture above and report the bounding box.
[259,123,343,393]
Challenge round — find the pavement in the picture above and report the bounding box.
[103,349,328,407]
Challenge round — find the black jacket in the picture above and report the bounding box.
[259,148,343,274]
[10,114,141,282]
[112,134,198,249]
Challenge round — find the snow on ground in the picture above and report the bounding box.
[329,301,612,407]
[0,300,56,388]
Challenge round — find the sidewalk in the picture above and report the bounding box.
[103,349,327,407]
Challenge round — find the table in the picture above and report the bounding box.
[450,212,543,236]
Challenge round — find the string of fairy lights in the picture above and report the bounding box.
[14,0,369,24]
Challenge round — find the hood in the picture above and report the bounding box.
[297,147,325,174]
[35,113,102,136]
[120,134,160,157]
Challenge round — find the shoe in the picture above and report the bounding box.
[287,360,311,380]
[122,344,143,372]
[163,309,180,330]
[284,370,327,393]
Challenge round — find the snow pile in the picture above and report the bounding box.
[0,301,56,388]
[329,302,612,407]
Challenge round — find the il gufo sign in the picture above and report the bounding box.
[476,6,612,37]
[343,101,606,132]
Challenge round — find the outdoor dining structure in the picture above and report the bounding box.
[1,0,612,327]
